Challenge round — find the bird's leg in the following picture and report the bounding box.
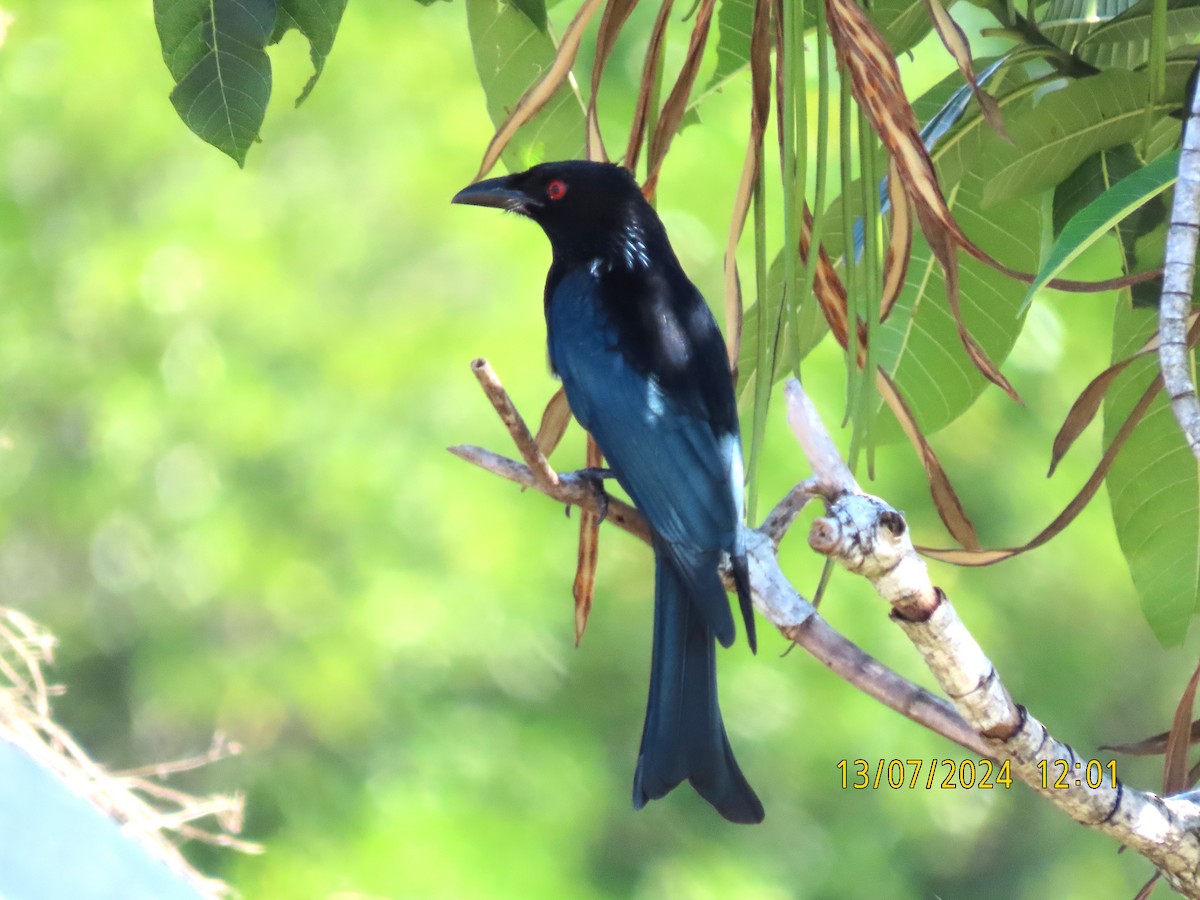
[572,466,615,524]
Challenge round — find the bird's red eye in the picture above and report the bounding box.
[546,179,568,201]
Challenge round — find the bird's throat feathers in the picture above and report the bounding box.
[547,207,663,276]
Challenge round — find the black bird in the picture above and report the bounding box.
[453,161,763,824]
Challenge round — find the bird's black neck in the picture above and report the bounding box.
[543,204,676,276]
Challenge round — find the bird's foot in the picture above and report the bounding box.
[570,467,614,524]
[577,466,614,482]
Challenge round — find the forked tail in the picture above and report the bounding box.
[631,549,763,824]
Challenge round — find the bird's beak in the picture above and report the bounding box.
[451,175,536,214]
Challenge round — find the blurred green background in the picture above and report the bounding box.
[1,2,1198,897]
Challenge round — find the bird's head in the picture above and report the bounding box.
[452,161,664,269]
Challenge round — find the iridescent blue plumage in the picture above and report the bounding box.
[453,161,762,823]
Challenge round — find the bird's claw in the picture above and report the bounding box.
[577,466,613,525]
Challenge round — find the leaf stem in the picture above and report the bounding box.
[747,164,772,523]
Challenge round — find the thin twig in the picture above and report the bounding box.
[449,444,650,542]
[758,481,816,547]
[115,733,243,779]
[470,358,560,489]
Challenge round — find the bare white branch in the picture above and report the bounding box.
[785,377,1200,897]
[1160,87,1200,460]
[785,379,859,493]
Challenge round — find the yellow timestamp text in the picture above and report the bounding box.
[1037,758,1117,790]
[836,758,1013,790]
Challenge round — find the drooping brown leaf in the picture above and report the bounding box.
[722,0,772,368]
[920,373,1162,565]
[824,0,1016,399]
[1102,718,1200,756]
[1049,314,1199,475]
[643,0,718,197]
[474,0,607,180]
[877,368,979,549]
[1049,356,1142,477]
[941,237,1020,401]
[823,0,954,237]
[587,0,640,161]
[800,204,857,354]
[880,160,912,323]
[625,0,675,174]
[920,0,1008,139]
[1037,268,1163,293]
[573,434,605,645]
[1164,659,1200,796]
[534,386,573,458]
[573,515,599,644]
[1133,872,1161,900]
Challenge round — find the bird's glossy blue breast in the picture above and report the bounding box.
[545,266,622,432]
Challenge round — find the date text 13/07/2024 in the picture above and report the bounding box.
[836,759,1119,791]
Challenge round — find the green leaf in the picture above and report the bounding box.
[981,70,1172,205]
[507,0,549,32]
[1039,0,1138,51]
[1141,48,1200,101]
[271,0,349,104]
[1142,105,1186,159]
[707,0,754,89]
[873,0,939,54]
[873,171,1040,436]
[154,0,277,166]
[1024,150,1178,309]
[705,0,815,93]
[735,252,831,406]
[465,0,585,171]
[864,71,1038,435]
[919,53,1024,153]
[1052,144,1146,232]
[1053,143,1169,304]
[1076,0,1200,70]
[1129,218,1169,305]
[918,62,1048,189]
[1104,302,1198,646]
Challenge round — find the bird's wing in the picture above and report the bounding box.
[549,270,739,548]
[548,268,741,642]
